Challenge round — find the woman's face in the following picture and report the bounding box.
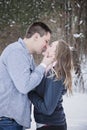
[46,41,58,58]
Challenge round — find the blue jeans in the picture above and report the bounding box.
[0,117,23,130]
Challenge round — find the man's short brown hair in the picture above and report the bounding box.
[25,22,52,38]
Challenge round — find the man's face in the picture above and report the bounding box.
[44,41,58,58]
[35,32,51,54]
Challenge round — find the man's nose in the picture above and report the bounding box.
[42,45,50,56]
[43,44,49,52]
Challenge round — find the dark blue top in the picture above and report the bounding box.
[28,72,67,125]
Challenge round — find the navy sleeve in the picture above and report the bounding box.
[28,76,64,115]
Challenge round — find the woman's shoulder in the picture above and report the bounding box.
[46,71,67,92]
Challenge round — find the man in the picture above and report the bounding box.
[0,22,54,130]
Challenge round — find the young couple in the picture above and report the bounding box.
[0,21,73,130]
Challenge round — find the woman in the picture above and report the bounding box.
[28,39,73,130]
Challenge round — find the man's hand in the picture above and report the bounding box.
[41,52,55,68]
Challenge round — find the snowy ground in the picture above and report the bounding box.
[26,92,87,130]
[63,92,87,130]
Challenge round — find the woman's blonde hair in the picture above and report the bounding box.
[53,39,73,94]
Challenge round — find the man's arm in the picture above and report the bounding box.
[6,49,46,94]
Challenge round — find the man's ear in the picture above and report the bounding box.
[33,33,40,41]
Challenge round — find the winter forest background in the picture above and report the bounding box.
[0,0,87,92]
[0,0,87,129]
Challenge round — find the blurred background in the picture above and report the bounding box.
[0,0,87,92]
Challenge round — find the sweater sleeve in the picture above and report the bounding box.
[28,76,64,115]
[5,49,45,94]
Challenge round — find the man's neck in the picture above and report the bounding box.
[23,38,34,54]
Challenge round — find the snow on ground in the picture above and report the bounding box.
[63,92,87,130]
[26,92,87,130]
